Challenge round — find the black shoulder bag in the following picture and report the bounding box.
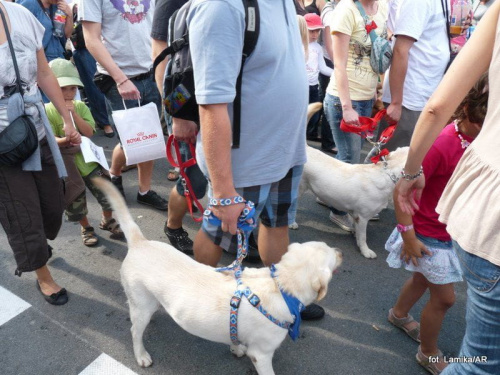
[0,6,39,167]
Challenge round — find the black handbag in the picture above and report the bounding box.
[0,6,39,167]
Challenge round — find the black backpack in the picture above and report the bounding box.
[153,0,260,148]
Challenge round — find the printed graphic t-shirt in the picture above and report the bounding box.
[46,100,98,177]
[327,0,388,101]
[79,0,156,77]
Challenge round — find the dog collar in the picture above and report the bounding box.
[270,264,305,341]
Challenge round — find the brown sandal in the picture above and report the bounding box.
[99,217,125,240]
[416,346,447,374]
[388,308,421,343]
[81,226,98,247]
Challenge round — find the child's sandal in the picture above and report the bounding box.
[416,346,447,375]
[99,218,125,240]
[388,308,421,343]
[81,226,98,247]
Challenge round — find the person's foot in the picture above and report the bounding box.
[137,190,168,211]
[164,225,193,254]
[329,211,355,233]
[103,125,115,138]
[111,175,125,198]
[81,226,99,247]
[321,147,338,155]
[121,164,137,173]
[416,346,447,374]
[36,280,68,306]
[370,213,380,221]
[300,303,325,320]
[167,169,179,181]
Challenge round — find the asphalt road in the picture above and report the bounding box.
[0,130,467,375]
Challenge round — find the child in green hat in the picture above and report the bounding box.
[46,58,124,246]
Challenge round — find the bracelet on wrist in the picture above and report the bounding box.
[209,196,245,206]
[117,78,129,88]
[396,223,414,233]
[400,166,423,181]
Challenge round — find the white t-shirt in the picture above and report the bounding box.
[382,0,450,111]
[79,0,155,77]
[0,2,45,139]
[307,42,333,86]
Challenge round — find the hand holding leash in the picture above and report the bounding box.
[342,107,360,126]
[386,103,402,123]
[172,118,197,144]
[207,195,248,235]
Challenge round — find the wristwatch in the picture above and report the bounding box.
[396,224,414,233]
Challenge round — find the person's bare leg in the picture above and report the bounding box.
[109,144,126,177]
[35,265,63,295]
[193,229,223,267]
[137,160,154,193]
[167,188,188,230]
[392,272,428,332]
[258,224,289,266]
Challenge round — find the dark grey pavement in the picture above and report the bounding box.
[0,131,467,375]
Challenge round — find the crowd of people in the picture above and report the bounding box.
[0,0,499,374]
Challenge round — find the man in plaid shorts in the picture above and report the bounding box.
[174,0,324,320]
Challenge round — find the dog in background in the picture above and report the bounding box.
[295,103,408,258]
[92,178,343,375]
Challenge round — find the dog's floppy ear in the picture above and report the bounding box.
[312,269,331,301]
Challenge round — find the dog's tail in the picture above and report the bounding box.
[307,102,322,123]
[92,177,146,245]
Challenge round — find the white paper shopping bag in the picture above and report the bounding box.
[112,102,166,165]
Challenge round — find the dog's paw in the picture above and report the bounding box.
[230,344,247,358]
[136,351,153,367]
[361,249,377,259]
[289,222,299,230]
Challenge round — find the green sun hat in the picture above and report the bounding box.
[49,58,83,87]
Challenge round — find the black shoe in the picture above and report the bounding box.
[137,190,168,211]
[47,244,53,260]
[300,303,325,320]
[111,176,125,198]
[164,225,193,254]
[36,281,68,306]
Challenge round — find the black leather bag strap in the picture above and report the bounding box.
[0,5,24,96]
[232,0,260,149]
[441,0,453,55]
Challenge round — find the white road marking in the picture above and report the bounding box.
[0,286,31,326]
[79,353,138,375]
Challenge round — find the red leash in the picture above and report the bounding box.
[166,135,204,222]
[340,109,399,164]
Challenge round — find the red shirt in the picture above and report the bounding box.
[413,123,474,241]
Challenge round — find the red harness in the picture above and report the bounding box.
[166,135,204,222]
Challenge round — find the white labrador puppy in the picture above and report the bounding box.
[93,178,343,375]
[297,146,408,258]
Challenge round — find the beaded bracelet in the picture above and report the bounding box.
[117,78,130,88]
[400,167,424,181]
[209,196,245,206]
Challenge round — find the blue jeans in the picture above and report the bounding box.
[307,84,320,139]
[104,72,162,142]
[72,48,110,127]
[442,242,500,374]
[323,93,374,164]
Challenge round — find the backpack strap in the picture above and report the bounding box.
[152,8,186,73]
[354,0,378,44]
[232,0,260,149]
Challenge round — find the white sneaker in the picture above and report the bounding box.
[370,213,380,221]
[329,211,355,233]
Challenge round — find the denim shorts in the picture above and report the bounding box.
[103,72,161,145]
[202,165,303,252]
[175,141,207,200]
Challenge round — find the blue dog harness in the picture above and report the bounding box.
[205,201,304,345]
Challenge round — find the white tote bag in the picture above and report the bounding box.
[112,101,166,165]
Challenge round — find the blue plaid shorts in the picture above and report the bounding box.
[202,165,303,252]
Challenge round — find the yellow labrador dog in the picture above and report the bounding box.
[298,146,408,258]
[93,178,343,375]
